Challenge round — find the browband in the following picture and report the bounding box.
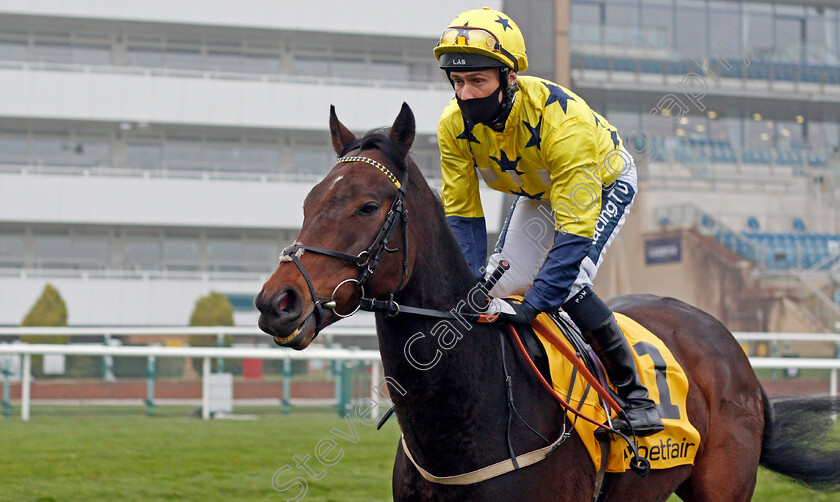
[337,156,402,189]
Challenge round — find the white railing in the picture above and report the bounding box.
[0,343,381,422]
[3,328,840,422]
[0,325,377,349]
[0,325,374,337]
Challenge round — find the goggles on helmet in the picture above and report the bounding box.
[438,26,519,72]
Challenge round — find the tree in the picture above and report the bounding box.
[190,291,234,327]
[20,284,69,377]
[189,291,235,373]
[21,283,68,345]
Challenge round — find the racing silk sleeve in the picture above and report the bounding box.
[445,216,487,277]
[523,112,604,312]
[439,105,487,277]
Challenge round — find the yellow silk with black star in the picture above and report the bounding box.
[439,75,625,239]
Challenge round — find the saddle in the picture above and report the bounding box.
[512,311,701,474]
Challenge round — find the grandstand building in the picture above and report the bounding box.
[0,0,506,326]
[1,0,839,333]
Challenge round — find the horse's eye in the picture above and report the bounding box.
[356,202,380,216]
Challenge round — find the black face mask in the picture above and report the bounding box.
[456,84,504,125]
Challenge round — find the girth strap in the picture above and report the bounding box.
[399,433,566,486]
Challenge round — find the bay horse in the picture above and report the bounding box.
[256,103,840,501]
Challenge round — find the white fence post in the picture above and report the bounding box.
[202,357,210,420]
[21,353,30,421]
[370,359,381,402]
[103,333,115,382]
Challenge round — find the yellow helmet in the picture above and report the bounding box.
[434,7,528,73]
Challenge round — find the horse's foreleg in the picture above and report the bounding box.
[392,444,424,502]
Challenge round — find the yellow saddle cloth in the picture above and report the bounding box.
[532,311,700,472]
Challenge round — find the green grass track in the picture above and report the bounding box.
[1,406,837,501]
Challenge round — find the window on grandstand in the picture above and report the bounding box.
[165,49,203,71]
[605,1,641,47]
[207,239,276,273]
[162,237,199,271]
[164,142,204,171]
[332,59,367,80]
[708,1,742,61]
[409,61,436,82]
[0,39,27,61]
[240,145,281,173]
[204,144,241,171]
[295,56,330,77]
[243,53,281,74]
[805,7,833,65]
[126,143,163,170]
[293,149,334,175]
[674,1,707,57]
[125,238,161,271]
[0,135,28,164]
[775,10,806,64]
[207,50,242,73]
[126,47,164,68]
[30,39,110,66]
[72,45,111,65]
[32,232,109,270]
[29,137,110,167]
[743,4,774,59]
[571,2,603,45]
[371,61,410,82]
[0,234,24,268]
[32,233,73,269]
[71,234,111,269]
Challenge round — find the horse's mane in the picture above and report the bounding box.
[339,128,410,180]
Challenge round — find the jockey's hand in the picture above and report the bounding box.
[487,297,539,324]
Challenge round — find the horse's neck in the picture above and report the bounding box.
[375,185,508,467]
[377,312,503,457]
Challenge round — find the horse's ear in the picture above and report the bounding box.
[329,105,357,155]
[389,102,415,156]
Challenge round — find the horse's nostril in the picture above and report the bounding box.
[273,287,301,317]
[276,291,291,312]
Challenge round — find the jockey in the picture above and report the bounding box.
[434,7,663,436]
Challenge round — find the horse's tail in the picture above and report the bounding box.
[759,388,840,490]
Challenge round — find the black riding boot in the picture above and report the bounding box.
[587,315,664,437]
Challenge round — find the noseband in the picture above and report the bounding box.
[279,155,409,332]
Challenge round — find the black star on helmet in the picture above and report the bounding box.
[524,117,542,150]
[495,15,512,31]
[543,82,575,113]
[490,150,523,175]
[509,187,545,200]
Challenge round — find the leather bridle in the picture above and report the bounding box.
[279,155,409,333]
